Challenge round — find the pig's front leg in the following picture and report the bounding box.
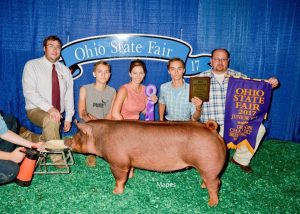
[110,165,130,194]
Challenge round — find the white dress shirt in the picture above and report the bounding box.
[22,56,74,122]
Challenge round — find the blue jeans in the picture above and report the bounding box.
[0,115,19,185]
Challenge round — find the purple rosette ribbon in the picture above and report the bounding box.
[145,84,157,121]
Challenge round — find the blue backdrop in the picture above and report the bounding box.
[0,0,299,142]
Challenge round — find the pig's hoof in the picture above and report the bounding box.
[86,155,97,167]
[208,198,219,207]
[113,188,124,194]
[201,182,207,189]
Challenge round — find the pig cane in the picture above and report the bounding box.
[15,148,40,187]
[145,84,157,121]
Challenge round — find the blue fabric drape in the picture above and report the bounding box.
[0,0,299,142]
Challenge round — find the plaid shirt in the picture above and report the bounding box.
[159,81,195,121]
[197,69,247,125]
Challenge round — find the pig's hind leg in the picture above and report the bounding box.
[110,165,130,194]
[197,170,221,206]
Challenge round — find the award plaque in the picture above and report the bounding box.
[189,77,211,102]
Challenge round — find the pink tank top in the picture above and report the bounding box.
[120,83,147,120]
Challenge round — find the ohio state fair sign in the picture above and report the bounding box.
[60,34,211,79]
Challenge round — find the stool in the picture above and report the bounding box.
[34,148,74,174]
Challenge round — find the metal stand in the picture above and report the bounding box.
[34,149,74,174]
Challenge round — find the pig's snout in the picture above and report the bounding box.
[64,138,73,148]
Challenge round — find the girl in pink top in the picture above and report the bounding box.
[119,83,146,119]
[112,59,158,177]
[112,59,157,120]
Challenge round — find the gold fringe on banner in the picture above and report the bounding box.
[224,74,269,83]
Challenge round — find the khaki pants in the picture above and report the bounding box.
[25,108,61,142]
[220,124,266,166]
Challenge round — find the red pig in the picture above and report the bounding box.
[64,119,226,206]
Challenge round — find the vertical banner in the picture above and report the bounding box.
[224,77,272,154]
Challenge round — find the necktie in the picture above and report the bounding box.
[52,64,60,112]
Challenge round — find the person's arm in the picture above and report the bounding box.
[105,92,117,120]
[192,108,202,121]
[0,118,43,163]
[0,130,42,149]
[192,107,202,121]
[63,121,71,132]
[63,69,75,132]
[111,87,127,120]
[0,148,25,163]
[63,68,75,123]
[191,97,203,121]
[78,86,92,122]
[159,103,166,121]
[158,84,166,121]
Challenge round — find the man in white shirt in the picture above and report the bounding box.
[22,35,74,144]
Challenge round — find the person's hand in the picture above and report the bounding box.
[87,113,97,121]
[149,95,158,104]
[268,77,279,89]
[48,107,62,123]
[10,147,26,163]
[82,113,95,122]
[32,141,44,150]
[63,121,71,132]
[191,96,203,110]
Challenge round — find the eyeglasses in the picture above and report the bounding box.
[46,44,62,50]
[212,58,229,62]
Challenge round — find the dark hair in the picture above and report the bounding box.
[43,35,62,47]
[93,60,111,72]
[167,57,185,69]
[211,48,230,59]
[129,59,147,74]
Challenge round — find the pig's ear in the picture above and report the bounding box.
[76,122,93,137]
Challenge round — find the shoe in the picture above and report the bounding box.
[19,126,27,134]
[19,126,41,142]
[231,158,253,173]
[19,126,31,138]
[86,155,97,167]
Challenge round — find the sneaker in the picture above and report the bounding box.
[231,158,253,173]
